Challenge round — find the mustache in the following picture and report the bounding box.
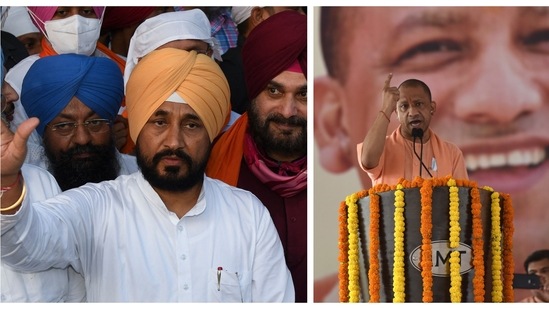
[152,148,192,166]
[63,144,104,158]
[266,114,306,127]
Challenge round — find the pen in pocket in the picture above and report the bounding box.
[217,267,222,291]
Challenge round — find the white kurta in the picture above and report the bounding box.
[1,173,294,302]
[1,164,86,302]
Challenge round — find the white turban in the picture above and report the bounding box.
[124,9,222,92]
[2,6,39,37]
[231,7,254,25]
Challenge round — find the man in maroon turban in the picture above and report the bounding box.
[206,10,307,302]
[99,6,174,57]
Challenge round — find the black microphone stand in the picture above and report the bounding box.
[412,128,433,178]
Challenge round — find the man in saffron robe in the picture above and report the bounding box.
[206,10,307,302]
[358,74,468,186]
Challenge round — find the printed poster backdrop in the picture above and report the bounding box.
[314,6,549,302]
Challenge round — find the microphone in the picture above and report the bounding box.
[411,128,433,178]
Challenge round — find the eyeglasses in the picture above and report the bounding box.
[47,119,111,136]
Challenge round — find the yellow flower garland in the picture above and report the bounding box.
[346,193,360,302]
[484,186,503,302]
[447,178,462,302]
[393,184,406,302]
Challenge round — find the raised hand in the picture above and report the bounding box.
[381,73,399,115]
[1,117,38,178]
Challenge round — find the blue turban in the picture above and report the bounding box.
[21,54,123,136]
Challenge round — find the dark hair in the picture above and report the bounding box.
[1,30,29,71]
[237,18,251,36]
[524,249,549,272]
[398,79,432,102]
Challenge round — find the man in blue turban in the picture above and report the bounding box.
[21,54,138,190]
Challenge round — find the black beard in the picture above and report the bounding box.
[135,143,209,192]
[44,139,120,191]
[247,102,307,158]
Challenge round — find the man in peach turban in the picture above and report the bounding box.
[125,48,230,143]
[205,10,307,302]
[1,47,295,302]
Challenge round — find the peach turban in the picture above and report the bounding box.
[125,48,230,143]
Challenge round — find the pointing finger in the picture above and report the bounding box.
[384,73,393,89]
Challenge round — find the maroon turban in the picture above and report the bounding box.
[101,7,156,31]
[242,10,306,101]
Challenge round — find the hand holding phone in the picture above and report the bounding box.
[513,273,542,290]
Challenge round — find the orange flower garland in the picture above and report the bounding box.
[368,188,381,302]
[338,200,349,302]
[501,193,515,302]
[419,178,433,302]
[470,186,485,302]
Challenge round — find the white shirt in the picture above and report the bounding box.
[1,173,294,302]
[1,164,86,302]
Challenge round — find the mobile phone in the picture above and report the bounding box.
[513,273,542,290]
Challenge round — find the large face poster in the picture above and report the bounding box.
[314,6,549,302]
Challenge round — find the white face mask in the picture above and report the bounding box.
[44,14,101,56]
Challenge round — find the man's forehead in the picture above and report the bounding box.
[399,85,427,94]
[270,70,307,86]
[155,100,200,118]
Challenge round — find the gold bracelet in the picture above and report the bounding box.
[0,182,27,212]
[379,111,391,122]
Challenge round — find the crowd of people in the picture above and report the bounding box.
[1,6,307,303]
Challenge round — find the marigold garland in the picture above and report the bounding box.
[346,193,360,302]
[368,188,381,302]
[501,193,515,302]
[447,178,462,302]
[338,178,514,303]
[338,200,350,302]
[470,186,485,302]
[419,178,433,302]
[485,188,503,302]
[393,184,406,303]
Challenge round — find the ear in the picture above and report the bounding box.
[431,101,437,114]
[250,7,265,27]
[315,76,353,173]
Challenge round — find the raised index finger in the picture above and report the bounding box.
[384,73,393,89]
